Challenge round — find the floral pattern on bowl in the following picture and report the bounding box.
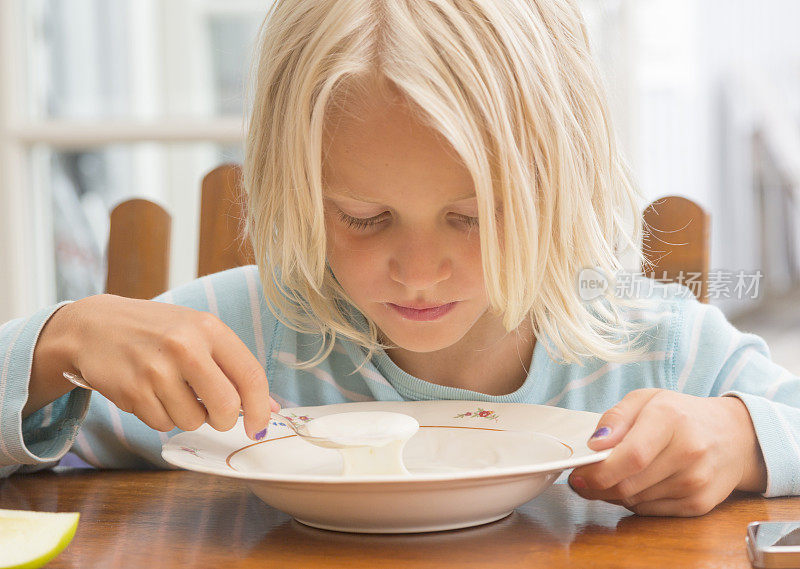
[454,408,499,421]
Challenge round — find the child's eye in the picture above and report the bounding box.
[453,214,479,229]
[337,210,390,231]
[336,210,478,232]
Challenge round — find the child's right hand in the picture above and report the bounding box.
[30,294,278,441]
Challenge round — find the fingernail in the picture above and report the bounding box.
[254,427,268,441]
[269,398,281,413]
[571,476,587,490]
[591,426,611,440]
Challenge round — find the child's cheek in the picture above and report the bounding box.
[327,224,389,256]
[326,228,388,286]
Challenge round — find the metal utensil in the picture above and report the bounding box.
[63,371,383,448]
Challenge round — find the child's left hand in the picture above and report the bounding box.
[568,388,767,516]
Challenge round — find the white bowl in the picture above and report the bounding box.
[162,400,609,533]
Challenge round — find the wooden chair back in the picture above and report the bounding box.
[105,199,171,299]
[197,164,254,278]
[105,171,711,305]
[642,195,710,303]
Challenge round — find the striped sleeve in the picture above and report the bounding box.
[0,265,277,476]
[68,265,279,470]
[674,297,800,497]
[0,302,91,477]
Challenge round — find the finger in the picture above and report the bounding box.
[208,322,276,440]
[627,489,724,517]
[182,354,244,434]
[571,442,684,503]
[587,388,662,451]
[86,368,176,433]
[573,399,676,491]
[151,375,209,432]
[130,393,177,433]
[624,456,731,509]
[622,470,699,507]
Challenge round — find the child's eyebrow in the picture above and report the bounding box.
[325,190,478,204]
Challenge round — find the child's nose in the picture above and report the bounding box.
[388,237,453,291]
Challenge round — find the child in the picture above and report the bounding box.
[2,0,798,517]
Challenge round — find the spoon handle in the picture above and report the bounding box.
[63,371,320,442]
[63,371,93,390]
[62,371,245,414]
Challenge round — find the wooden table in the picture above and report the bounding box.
[1,469,798,568]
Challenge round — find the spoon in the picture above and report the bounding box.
[62,371,399,449]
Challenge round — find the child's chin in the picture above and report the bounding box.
[382,328,468,354]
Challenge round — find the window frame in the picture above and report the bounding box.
[0,0,259,322]
[0,0,631,323]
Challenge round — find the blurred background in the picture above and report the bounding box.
[0,0,799,370]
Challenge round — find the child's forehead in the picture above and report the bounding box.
[321,108,478,206]
[320,77,498,208]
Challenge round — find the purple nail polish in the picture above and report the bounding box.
[591,426,611,439]
[254,428,268,441]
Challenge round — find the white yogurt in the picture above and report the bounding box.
[303,411,419,476]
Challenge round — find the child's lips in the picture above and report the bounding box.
[385,302,457,321]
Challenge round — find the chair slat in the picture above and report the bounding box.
[642,195,710,303]
[106,199,171,299]
[197,164,255,278]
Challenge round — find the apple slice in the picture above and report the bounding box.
[0,509,79,569]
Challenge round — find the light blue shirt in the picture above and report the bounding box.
[2,266,799,496]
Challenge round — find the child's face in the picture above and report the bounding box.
[322,84,498,353]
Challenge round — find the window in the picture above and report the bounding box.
[0,0,628,322]
[0,0,268,321]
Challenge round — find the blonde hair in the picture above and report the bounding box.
[244,0,653,368]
